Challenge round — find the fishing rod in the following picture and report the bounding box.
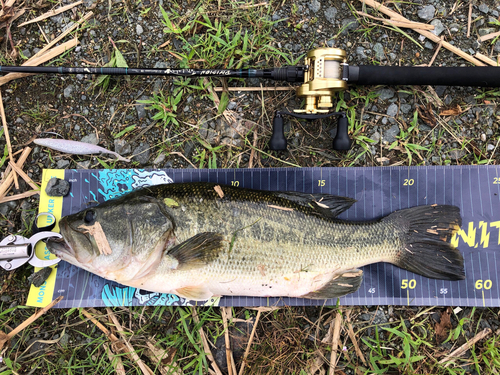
[2,47,500,151]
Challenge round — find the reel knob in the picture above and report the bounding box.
[332,115,351,151]
[269,113,287,151]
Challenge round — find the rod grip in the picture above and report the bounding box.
[350,66,500,87]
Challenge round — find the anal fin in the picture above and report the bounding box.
[302,269,363,299]
[175,285,213,301]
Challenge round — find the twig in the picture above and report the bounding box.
[169,151,197,168]
[0,189,39,203]
[18,1,83,26]
[105,307,154,375]
[475,53,499,66]
[238,309,261,375]
[0,147,31,201]
[0,38,80,86]
[359,0,486,66]
[8,161,40,191]
[478,30,500,43]
[329,310,342,373]
[428,37,444,67]
[345,309,367,366]
[439,328,492,367]
[239,2,267,8]
[467,1,472,38]
[221,307,237,375]
[33,11,93,59]
[0,90,18,189]
[248,128,258,168]
[191,307,224,375]
[0,296,63,350]
[356,10,435,30]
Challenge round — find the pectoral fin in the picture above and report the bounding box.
[168,232,225,270]
[302,269,363,299]
[175,285,213,301]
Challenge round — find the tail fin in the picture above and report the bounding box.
[386,205,465,280]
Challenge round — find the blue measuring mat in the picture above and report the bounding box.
[30,166,500,308]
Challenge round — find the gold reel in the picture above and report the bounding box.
[295,48,348,114]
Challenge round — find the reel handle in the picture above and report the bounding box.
[269,111,351,151]
[332,115,351,151]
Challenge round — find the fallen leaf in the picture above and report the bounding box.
[439,105,462,116]
[417,103,436,127]
[435,307,452,345]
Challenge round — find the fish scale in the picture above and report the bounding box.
[47,182,465,300]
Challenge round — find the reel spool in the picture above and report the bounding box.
[270,47,351,151]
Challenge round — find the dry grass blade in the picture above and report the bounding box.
[329,310,342,373]
[356,10,435,30]
[104,342,126,375]
[238,309,261,375]
[0,189,39,203]
[0,147,31,200]
[191,307,224,375]
[213,86,294,92]
[439,328,492,367]
[33,11,93,59]
[221,307,237,375]
[145,338,183,375]
[18,0,83,26]
[105,307,154,375]
[478,30,500,43]
[474,53,499,66]
[359,0,486,66]
[0,90,17,189]
[0,38,79,86]
[0,295,63,351]
[345,309,367,366]
[8,161,40,191]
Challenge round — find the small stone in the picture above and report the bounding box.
[487,144,495,151]
[373,43,386,60]
[401,104,412,115]
[341,17,359,35]
[356,46,367,59]
[56,159,70,169]
[309,0,320,13]
[132,143,150,165]
[114,139,131,155]
[76,160,90,169]
[478,3,489,14]
[481,134,487,142]
[80,133,98,145]
[227,101,237,110]
[59,333,70,347]
[448,149,465,160]
[21,49,31,59]
[430,19,445,36]
[15,117,25,124]
[0,295,11,302]
[449,23,460,33]
[387,103,399,118]
[45,177,70,196]
[435,86,447,97]
[0,201,17,216]
[371,131,380,143]
[377,88,395,100]
[324,7,337,24]
[431,156,440,164]
[384,124,400,143]
[153,152,166,165]
[418,5,435,21]
[494,40,500,53]
[136,24,144,35]
[63,85,75,98]
[27,267,53,287]
[136,96,149,120]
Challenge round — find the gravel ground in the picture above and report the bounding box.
[1,0,500,373]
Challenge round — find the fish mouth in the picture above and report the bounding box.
[46,236,75,260]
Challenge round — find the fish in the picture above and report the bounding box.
[46,182,465,301]
[33,138,131,162]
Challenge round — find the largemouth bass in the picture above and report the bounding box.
[47,182,465,300]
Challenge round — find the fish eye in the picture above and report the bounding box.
[84,210,96,224]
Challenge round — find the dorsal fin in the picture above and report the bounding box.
[275,191,356,218]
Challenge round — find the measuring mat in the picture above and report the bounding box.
[28,166,500,308]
